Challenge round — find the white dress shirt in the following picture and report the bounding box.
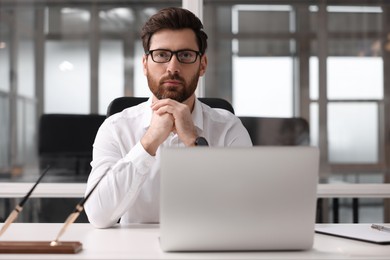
[84,98,252,228]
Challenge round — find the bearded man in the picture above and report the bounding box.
[85,7,252,228]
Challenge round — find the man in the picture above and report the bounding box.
[84,7,252,228]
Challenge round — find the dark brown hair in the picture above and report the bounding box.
[141,7,208,55]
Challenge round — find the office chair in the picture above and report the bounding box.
[37,113,105,223]
[106,96,235,117]
[238,116,310,146]
[38,114,106,176]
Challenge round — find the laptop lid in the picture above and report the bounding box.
[160,147,319,252]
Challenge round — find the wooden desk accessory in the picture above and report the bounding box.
[0,241,82,254]
[0,168,107,255]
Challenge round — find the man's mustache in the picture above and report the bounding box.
[160,73,185,84]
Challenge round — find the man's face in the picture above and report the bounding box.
[143,29,207,103]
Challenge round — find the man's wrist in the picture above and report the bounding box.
[141,134,160,156]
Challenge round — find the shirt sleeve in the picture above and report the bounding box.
[84,121,155,228]
[226,117,253,147]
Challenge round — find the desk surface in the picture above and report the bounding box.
[0,223,389,259]
[2,183,390,198]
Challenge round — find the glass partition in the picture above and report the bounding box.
[45,40,90,114]
[0,0,389,224]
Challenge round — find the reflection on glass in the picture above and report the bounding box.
[100,7,135,33]
[309,57,319,100]
[0,97,9,169]
[0,40,10,92]
[16,98,36,167]
[0,7,11,93]
[25,100,37,164]
[232,5,293,33]
[327,57,383,100]
[233,57,293,117]
[236,39,292,56]
[328,39,382,57]
[18,41,35,98]
[59,7,90,34]
[134,42,149,97]
[230,4,295,117]
[327,6,382,33]
[45,41,90,114]
[17,101,24,164]
[328,102,378,163]
[99,40,124,114]
[310,102,319,147]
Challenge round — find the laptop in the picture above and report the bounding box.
[159,146,319,252]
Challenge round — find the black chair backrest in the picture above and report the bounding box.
[36,114,106,223]
[106,97,309,146]
[38,114,106,176]
[39,114,106,154]
[239,116,310,146]
[106,96,235,117]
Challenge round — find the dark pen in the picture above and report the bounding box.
[0,165,51,237]
[50,168,109,246]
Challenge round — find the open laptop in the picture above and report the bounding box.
[159,146,319,252]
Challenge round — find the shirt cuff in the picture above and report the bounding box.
[123,142,156,176]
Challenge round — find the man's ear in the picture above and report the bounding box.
[199,54,208,76]
[142,55,148,75]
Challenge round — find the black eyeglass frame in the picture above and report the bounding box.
[145,49,202,64]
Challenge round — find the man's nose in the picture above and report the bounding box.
[166,54,181,74]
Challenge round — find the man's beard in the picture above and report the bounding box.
[147,71,200,103]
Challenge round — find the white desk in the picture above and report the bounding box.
[0,223,389,259]
[1,183,390,198]
[0,183,86,198]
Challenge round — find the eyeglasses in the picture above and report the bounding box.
[146,49,202,64]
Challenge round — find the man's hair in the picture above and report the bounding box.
[141,7,208,55]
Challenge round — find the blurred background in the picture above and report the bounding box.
[0,0,389,223]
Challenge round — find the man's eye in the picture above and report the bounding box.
[156,52,169,58]
[180,52,192,58]
[179,52,193,58]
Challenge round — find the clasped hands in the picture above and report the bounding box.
[141,98,197,156]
